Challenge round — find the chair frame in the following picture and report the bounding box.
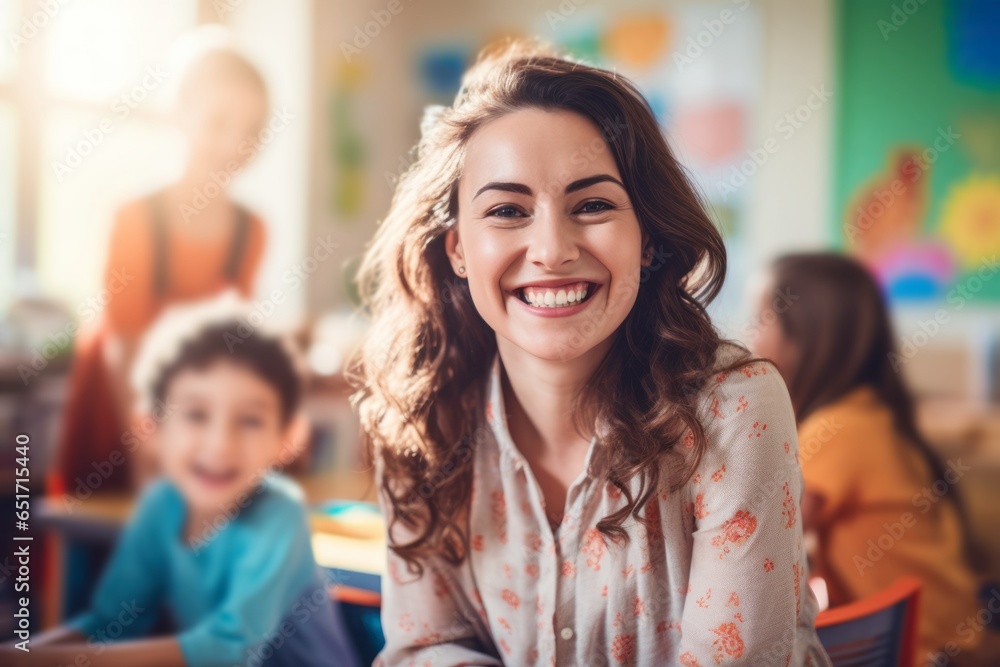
[815,576,922,667]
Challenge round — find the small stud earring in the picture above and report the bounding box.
[458,266,465,274]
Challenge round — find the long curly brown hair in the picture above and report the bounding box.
[345,40,756,575]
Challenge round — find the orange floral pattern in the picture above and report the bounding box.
[711,622,746,662]
[582,527,607,570]
[781,482,798,529]
[611,634,635,664]
[502,588,520,610]
[680,652,704,667]
[686,492,710,520]
[711,509,758,558]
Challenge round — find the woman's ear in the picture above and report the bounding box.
[640,230,652,267]
[444,227,466,276]
[278,412,311,467]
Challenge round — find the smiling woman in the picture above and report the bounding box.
[451,108,643,349]
[346,39,833,667]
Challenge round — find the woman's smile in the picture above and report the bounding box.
[446,107,644,359]
[508,280,602,317]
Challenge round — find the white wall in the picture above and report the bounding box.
[309,0,417,314]
[711,0,835,336]
[227,0,314,326]
[747,0,835,258]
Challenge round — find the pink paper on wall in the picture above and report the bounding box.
[671,102,746,168]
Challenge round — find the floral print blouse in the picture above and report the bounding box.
[374,344,833,666]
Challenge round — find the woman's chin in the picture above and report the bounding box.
[504,334,601,363]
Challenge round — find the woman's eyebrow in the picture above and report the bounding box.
[472,174,626,200]
[473,182,533,199]
[565,174,626,193]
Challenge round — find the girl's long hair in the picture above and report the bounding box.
[346,40,755,574]
[769,252,987,572]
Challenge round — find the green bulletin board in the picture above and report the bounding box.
[834,0,1000,302]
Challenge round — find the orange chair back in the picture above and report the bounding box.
[815,577,921,667]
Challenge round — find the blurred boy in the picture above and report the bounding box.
[4,294,361,667]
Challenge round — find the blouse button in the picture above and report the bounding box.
[560,627,574,640]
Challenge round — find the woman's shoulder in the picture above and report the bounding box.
[699,342,789,417]
[685,342,797,470]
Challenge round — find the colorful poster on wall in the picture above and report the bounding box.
[537,3,761,240]
[535,2,762,320]
[403,2,762,254]
[836,0,1000,302]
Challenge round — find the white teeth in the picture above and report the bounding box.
[520,283,593,308]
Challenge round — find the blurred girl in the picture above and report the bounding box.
[748,252,989,665]
[348,41,832,666]
[53,27,269,496]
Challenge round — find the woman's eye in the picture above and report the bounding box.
[487,205,525,219]
[576,200,614,215]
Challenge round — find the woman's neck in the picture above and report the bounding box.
[495,334,614,459]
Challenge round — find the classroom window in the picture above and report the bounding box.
[2,0,197,309]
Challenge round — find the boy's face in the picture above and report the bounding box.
[155,360,292,517]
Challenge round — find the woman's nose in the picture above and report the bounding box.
[524,207,580,268]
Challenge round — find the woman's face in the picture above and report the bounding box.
[178,78,267,178]
[446,107,649,362]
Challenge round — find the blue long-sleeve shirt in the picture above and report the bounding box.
[67,474,361,667]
